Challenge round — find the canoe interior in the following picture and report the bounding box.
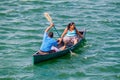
[33,30,86,64]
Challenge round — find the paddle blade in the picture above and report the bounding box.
[69,50,78,56]
[44,12,53,24]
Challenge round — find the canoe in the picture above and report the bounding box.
[33,30,86,64]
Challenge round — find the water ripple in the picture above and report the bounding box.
[0,0,120,80]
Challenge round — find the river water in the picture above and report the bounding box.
[0,0,120,80]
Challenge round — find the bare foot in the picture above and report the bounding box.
[60,46,66,50]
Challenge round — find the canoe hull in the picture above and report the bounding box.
[33,49,69,64]
[33,30,86,64]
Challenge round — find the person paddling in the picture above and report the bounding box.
[38,23,59,55]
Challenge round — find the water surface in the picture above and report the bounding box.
[0,0,120,80]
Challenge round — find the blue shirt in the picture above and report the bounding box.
[66,30,76,37]
[40,32,58,52]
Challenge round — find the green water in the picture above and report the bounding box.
[0,0,120,80]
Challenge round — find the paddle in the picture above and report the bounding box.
[44,12,77,56]
[69,49,78,56]
[44,12,60,37]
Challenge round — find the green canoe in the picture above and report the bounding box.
[33,30,86,64]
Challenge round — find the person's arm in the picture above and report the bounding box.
[61,28,68,39]
[76,29,83,38]
[45,23,54,32]
[58,28,68,44]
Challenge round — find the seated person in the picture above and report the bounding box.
[59,22,83,50]
[38,23,59,55]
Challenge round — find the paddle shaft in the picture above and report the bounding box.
[53,26,60,37]
[44,13,60,37]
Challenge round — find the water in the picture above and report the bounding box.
[0,0,120,80]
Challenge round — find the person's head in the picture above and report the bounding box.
[48,32,53,38]
[67,22,76,30]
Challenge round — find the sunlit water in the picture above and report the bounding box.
[0,0,120,80]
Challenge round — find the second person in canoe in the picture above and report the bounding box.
[59,22,83,50]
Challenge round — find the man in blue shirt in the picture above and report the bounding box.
[39,23,58,54]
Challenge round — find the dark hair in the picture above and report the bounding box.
[48,32,53,38]
[67,22,76,30]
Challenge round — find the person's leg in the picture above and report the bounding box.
[72,36,79,45]
[51,46,60,52]
[60,45,66,50]
[62,36,70,50]
[73,39,78,44]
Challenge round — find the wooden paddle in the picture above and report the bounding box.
[44,12,77,56]
[44,12,60,37]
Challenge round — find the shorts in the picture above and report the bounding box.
[63,36,79,44]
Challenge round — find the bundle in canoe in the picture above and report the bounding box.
[33,30,86,64]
